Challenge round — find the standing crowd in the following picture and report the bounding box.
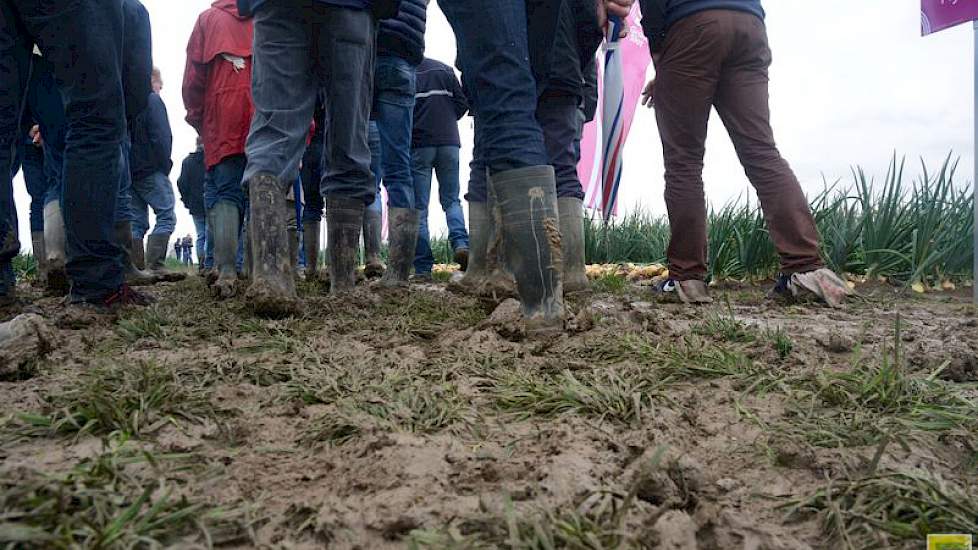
[1,0,848,332]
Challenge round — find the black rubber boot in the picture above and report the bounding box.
[115,222,156,287]
[303,220,321,281]
[558,197,589,293]
[210,201,240,299]
[381,207,420,286]
[244,173,299,316]
[491,165,565,333]
[327,195,364,294]
[31,231,46,287]
[146,234,186,282]
[43,202,69,295]
[362,207,385,279]
[132,236,146,270]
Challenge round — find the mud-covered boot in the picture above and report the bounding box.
[559,198,589,294]
[42,202,68,295]
[303,221,321,281]
[327,195,365,294]
[132,236,146,270]
[115,223,156,286]
[492,166,565,334]
[289,227,299,278]
[244,173,299,317]
[448,201,515,299]
[146,234,186,283]
[362,207,385,279]
[210,201,241,299]
[31,231,46,287]
[381,208,420,287]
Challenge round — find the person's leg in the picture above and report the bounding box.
[129,175,151,242]
[434,146,469,257]
[714,12,822,276]
[317,4,376,293]
[440,0,562,331]
[301,138,325,279]
[140,171,182,278]
[411,147,435,276]
[653,11,726,301]
[0,2,29,302]
[205,155,247,297]
[362,121,384,278]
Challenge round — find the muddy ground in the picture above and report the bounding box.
[1,275,976,549]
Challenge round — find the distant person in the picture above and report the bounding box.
[639,0,849,307]
[184,0,255,299]
[182,235,195,265]
[410,57,470,281]
[178,139,208,273]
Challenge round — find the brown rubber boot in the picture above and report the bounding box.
[244,173,299,316]
[380,207,420,287]
[362,206,385,279]
[327,195,365,294]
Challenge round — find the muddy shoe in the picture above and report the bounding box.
[491,165,564,335]
[59,284,154,328]
[770,268,851,308]
[655,278,713,304]
[146,234,186,283]
[381,208,420,287]
[210,201,241,300]
[244,173,299,317]
[327,195,365,294]
[410,272,434,284]
[114,222,157,287]
[363,207,385,279]
[43,202,69,296]
[559,197,589,294]
[453,247,469,271]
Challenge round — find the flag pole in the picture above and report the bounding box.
[973,21,977,304]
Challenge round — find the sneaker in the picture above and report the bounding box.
[453,248,470,272]
[769,268,850,308]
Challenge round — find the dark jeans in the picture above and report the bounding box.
[367,121,383,215]
[204,154,247,212]
[27,53,64,208]
[412,145,469,274]
[20,142,45,232]
[2,0,127,302]
[300,138,325,223]
[537,94,585,200]
[440,0,547,180]
[245,0,377,206]
[654,10,822,281]
[373,54,416,209]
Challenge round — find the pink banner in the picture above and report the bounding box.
[579,4,651,216]
[922,0,978,35]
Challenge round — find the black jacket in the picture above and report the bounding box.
[543,0,602,100]
[639,0,764,52]
[177,149,207,218]
[129,93,173,181]
[377,0,427,65]
[122,0,152,122]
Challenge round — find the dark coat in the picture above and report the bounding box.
[129,93,174,181]
[529,0,602,97]
[239,0,376,16]
[177,149,207,218]
[377,0,427,65]
[122,0,153,122]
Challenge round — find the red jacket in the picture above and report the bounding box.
[182,0,254,170]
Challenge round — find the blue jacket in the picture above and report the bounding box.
[129,93,173,181]
[639,0,764,52]
[412,58,467,148]
[377,0,427,66]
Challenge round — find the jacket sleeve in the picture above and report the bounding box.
[639,0,668,53]
[570,0,603,70]
[450,71,468,120]
[177,156,192,210]
[122,0,153,122]
[147,95,174,176]
[182,21,207,134]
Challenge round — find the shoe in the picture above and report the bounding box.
[453,247,469,271]
[210,201,241,299]
[363,206,385,279]
[42,202,69,296]
[115,222,157,286]
[559,197,589,293]
[448,201,516,299]
[381,207,420,287]
[654,278,713,304]
[327,195,365,294]
[303,220,321,281]
[244,173,299,317]
[769,268,851,308]
[491,165,564,333]
[146,233,186,282]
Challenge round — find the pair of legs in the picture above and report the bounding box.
[653,10,822,286]
[0,0,126,304]
[192,214,206,267]
[243,0,376,310]
[411,145,469,276]
[204,154,247,297]
[130,171,177,240]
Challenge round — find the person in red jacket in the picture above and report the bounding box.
[182,0,254,300]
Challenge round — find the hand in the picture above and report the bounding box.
[29,124,42,146]
[641,79,655,108]
[596,0,634,29]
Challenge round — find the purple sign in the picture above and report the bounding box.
[922,0,978,36]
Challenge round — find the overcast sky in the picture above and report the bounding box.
[11,0,976,248]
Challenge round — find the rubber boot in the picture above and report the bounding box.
[289,227,299,279]
[303,221,321,281]
[132,236,146,270]
[327,195,364,294]
[42,202,69,295]
[381,207,420,286]
[31,231,46,287]
[559,197,589,293]
[449,201,515,299]
[146,234,186,282]
[115,222,157,286]
[244,173,299,316]
[210,201,240,299]
[362,207,385,279]
[492,165,565,333]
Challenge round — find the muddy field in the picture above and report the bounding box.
[1,275,976,549]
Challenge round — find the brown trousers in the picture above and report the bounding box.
[654,9,823,281]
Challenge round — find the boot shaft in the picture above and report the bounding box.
[558,197,588,292]
[381,207,420,284]
[327,195,365,293]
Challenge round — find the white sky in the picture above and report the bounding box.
[11,0,976,247]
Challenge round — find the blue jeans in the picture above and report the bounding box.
[373,55,416,209]
[193,214,207,265]
[439,0,547,194]
[368,121,383,214]
[26,54,65,209]
[300,138,325,223]
[131,171,177,238]
[537,94,585,200]
[412,146,469,274]
[204,154,247,212]
[245,0,377,206]
[2,0,127,302]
